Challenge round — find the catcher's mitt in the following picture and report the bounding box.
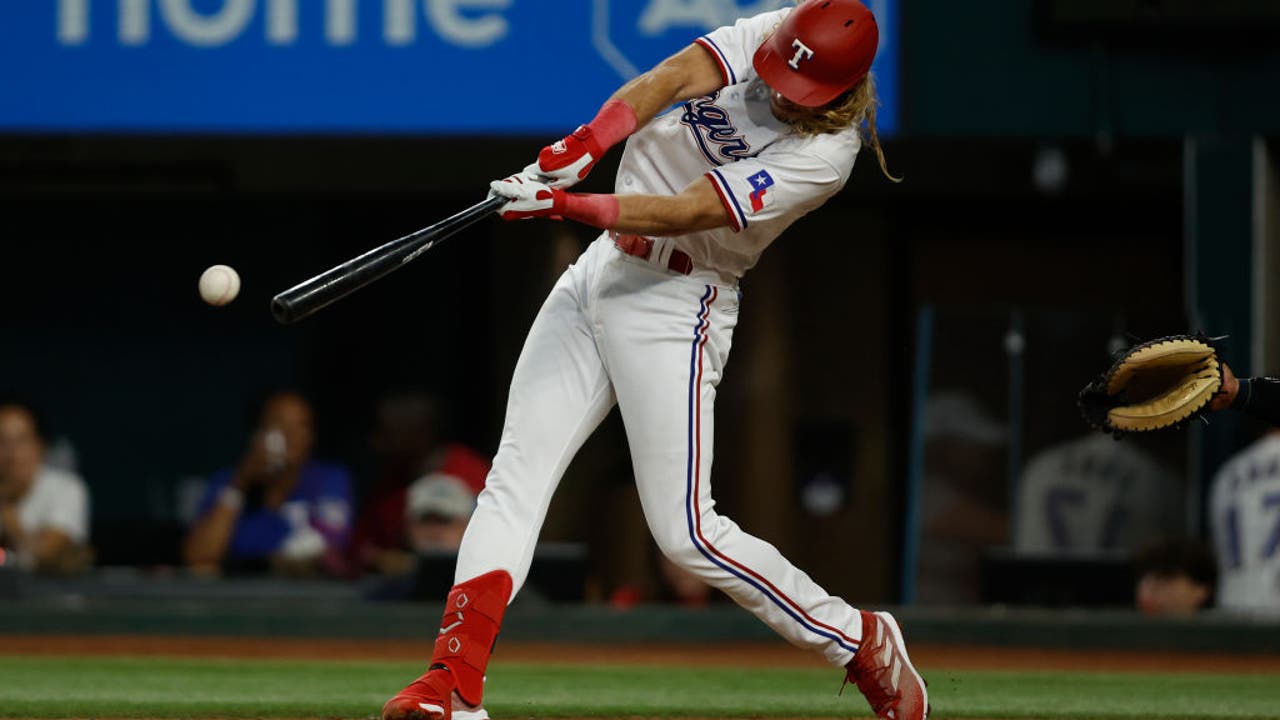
[1078,334,1224,435]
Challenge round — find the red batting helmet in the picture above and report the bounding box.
[752,0,879,108]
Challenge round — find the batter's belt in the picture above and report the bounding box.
[611,231,694,276]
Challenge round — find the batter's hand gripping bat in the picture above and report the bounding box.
[271,195,507,324]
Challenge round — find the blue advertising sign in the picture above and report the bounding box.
[0,1,897,135]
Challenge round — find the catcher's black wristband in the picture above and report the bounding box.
[1231,377,1280,427]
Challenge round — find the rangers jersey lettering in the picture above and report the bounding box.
[680,92,753,164]
[614,7,862,279]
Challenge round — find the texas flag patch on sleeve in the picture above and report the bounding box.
[747,170,775,213]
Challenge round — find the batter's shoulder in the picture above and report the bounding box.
[698,7,794,86]
[769,130,861,184]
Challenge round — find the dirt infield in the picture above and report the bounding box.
[5,635,1280,674]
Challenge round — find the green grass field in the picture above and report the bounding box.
[0,655,1277,720]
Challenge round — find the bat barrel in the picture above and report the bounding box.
[270,248,398,324]
[271,195,507,324]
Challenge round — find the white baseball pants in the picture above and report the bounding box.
[455,235,863,666]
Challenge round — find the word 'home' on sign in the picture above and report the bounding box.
[56,0,511,48]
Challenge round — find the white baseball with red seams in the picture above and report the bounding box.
[198,264,241,306]
[457,7,867,668]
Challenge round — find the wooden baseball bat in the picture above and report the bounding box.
[271,195,507,324]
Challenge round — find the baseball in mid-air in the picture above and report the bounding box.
[198,264,241,306]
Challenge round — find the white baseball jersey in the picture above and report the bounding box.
[6,465,89,546]
[1014,434,1176,554]
[1210,434,1280,612]
[616,8,861,280]
[457,8,872,672]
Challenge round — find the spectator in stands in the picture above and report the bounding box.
[349,390,489,575]
[1133,539,1216,617]
[1014,433,1177,556]
[184,391,353,577]
[404,473,476,553]
[0,400,91,574]
[1209,426,1280,613]
[361,473,480,600]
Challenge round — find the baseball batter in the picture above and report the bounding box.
[383,3,927,720]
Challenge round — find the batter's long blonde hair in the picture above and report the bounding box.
[788,73,899,182]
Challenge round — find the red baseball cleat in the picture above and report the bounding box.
[383,571,512,720]
[381,668,488,720]
[845,611,929,720]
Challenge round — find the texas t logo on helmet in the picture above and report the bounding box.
[788,39,816,70]
[753,0,879,107]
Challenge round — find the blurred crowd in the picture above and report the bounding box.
[0,387,711,608]
[1,390,488,587]
[2,383,1277,615]
[915,388,1275,616]
[182,389,489,582]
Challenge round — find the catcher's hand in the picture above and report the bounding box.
[1209,362,1240,411]
[1078,333,1224,436]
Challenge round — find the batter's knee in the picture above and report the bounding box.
[647,527,697,569]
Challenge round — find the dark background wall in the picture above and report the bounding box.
[904,0,1280,137]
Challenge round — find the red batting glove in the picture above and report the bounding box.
[528,126,603,189]
[526,100,638,188]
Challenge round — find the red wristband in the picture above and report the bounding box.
[586,99,638,153]
[560,192,620,229]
